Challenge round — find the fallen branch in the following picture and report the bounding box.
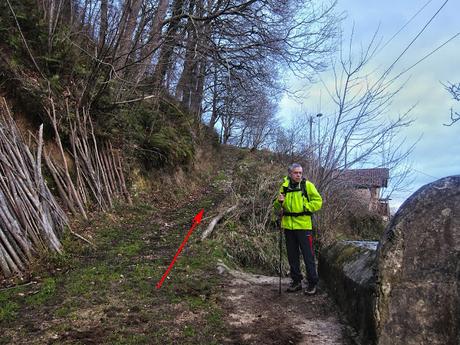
[201,205,237,241]
[69,230,95,248]
[216,261,290,285]
[0,280,37,292]
[113,94,156,105]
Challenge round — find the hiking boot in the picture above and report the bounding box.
[304,284,317,295]
[286,281,302,292]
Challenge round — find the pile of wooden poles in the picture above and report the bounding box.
[0,97,132,278]
[45,100,131,220]
[0,98,67,277]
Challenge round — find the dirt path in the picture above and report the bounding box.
[1,174,356,344]
[217,270,355,345]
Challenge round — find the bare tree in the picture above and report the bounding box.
[99,0,109,50]
[443,82,460,126]
[311,31,415,196]
[4,0,339,137]
[134,0,170,84]
[113,0,143,72]
[264,32,419,244]
[273,127,296,158]
[175,0,206,111]
[233,89,279,150]
[197,0,338,147]
[152,0,186,92]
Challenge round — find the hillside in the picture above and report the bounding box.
[0,146,355,344]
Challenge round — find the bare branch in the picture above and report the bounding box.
[443,82,460,126]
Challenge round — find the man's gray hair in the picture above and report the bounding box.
[288,163,303,174]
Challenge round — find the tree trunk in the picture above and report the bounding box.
[190,57,206,117]
[114,0,143,73]
[99,0,108,50]
[222,120,231,144]
[175,0,198,108]
[135,0,170,84]
[152,0,185,92]
[209,66,219,129]
[177,0,207,117]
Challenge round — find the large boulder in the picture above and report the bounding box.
[375,175,460,345]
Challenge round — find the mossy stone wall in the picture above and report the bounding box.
[319,240,378,344]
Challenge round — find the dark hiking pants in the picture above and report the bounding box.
[284,229,318,286]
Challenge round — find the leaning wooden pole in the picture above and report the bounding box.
[0,97,67,278]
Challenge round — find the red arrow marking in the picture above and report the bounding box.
[156,209,204,289]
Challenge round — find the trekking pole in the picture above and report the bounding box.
[279,225,282,295]
[278,210,283,296]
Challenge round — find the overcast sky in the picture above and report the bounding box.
[278,0,460,209]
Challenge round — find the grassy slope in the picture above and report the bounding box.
[0,177,231,344]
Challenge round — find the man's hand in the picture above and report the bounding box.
[278,193,285,203]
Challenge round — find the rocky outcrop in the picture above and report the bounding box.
[320,175,460,345]
[375,175,460,345]
[318,240,378,344]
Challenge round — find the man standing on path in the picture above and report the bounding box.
[273,163,322,295]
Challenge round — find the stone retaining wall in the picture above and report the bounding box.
[318,241,378,344]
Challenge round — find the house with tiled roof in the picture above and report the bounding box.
[339,168,390,219]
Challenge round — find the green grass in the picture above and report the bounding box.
[0,336,12,345]
[131,263,159,281]
[214,170,227,182]
[186,295,207,309]
[206,308,224,328]
[115,242,143,256]
[184,325,196,337]
[0,195,230,344]
[108,333,150,345]
[0,299,19,322]
[25,277,57,305]
[66,264,121,295]
[54,304,73,318]
[0,279,57,322]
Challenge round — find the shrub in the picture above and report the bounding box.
[348,212,385,240]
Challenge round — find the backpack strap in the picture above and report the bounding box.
[283,178,310,202]
[281,178,313,217]
[282,185,289,194]
[301,179,310,202]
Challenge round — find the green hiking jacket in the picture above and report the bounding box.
[273,176,322,230]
